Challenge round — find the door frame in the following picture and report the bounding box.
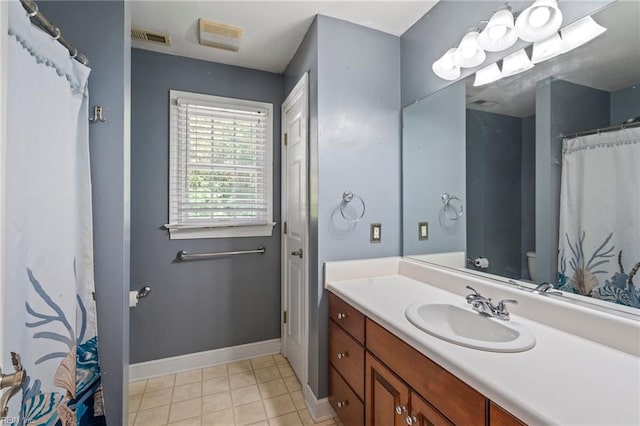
[280,72,309,387]
[0,0,9,361]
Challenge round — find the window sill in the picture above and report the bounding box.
[167,223,276,240]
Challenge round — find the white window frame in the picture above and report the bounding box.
[166,90,275,239]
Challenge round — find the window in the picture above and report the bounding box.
[166,90,274,239]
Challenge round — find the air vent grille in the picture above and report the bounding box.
[199,19,243,52]
[470,99,498,108]
[131,28,171,46]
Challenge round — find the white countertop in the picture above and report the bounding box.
[325,258,640,426]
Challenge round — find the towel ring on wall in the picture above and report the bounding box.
[441,192,463,221]
[340,190,366,223]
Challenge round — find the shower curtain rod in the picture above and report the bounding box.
[559,120,640,140]
[20,0,89,65]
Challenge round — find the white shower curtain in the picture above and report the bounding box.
[5,2,105,424]
[557,126,640,309]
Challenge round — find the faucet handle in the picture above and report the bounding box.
[465,285,480,296]
[497,299,518,311]
[465,286,482,304]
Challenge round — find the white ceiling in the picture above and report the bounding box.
[130,1,438,73]
[467,0,640,118]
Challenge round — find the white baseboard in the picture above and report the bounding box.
[129,338,281,381]
[303,384,336,422]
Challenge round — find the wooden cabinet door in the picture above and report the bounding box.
[365,352,410,426]
[490,402,526,426]
[408,392,453,426]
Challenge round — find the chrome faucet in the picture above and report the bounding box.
[1,352,25,419]
[533,282,561,295]
[465,286,518,320]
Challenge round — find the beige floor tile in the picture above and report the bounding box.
[139,388,174,410]
[129,380,147,396]
[169,397,203,423]
[234,401,267,425]
[202,408,235,425]
[128,393,142,413]
[128,412,136,426]
[203,390,233,414]
[248,422,269,426]
[276,365,295,378]
[273,354,288,365]
[299,409,335,426]
[228,360,253,375]
[134,404,170,426]
[263,394,296,419]
[231,384,262,406]
[254,366,281,384]
[146,374,176,392]
[230,372,257,389]
[282,375,301,392]
[203,364,228,380]
[169,417,203,426]
[289,391,305,411]
[257,379,288,400]
[250,355,276,370]
[269,411,303,426]
[176,369,203,386]
[204,377,231,395]
[173,382,203,403]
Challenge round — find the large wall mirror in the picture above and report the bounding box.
[402,0,640,315]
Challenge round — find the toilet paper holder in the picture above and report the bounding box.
[137,286,151,300]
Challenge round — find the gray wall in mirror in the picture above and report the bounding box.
[611,85,640,125]
[400,0,614,107]
[403,81,465,256]
[521,116,536,279]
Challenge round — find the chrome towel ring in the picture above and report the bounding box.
[441,192,463,220]
[340,190,366,223]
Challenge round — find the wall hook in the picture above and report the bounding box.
[89,105,106,123]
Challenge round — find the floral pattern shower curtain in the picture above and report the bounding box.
[5,2,105,424]
[557,127,640,309]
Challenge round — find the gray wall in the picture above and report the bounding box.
[38,2,131,424]
[130,49,284,363]
[521,115,536,279]
[400,0,613,107]
[466,109,522,279]
[535,79,610,284]
[611,83,640,125]
[403,81,466,256]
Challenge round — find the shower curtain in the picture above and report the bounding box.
[557,126,640,309]
[5,2,105,424]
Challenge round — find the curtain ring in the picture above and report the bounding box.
[26,3,39,17]
[70,48,78,59]
[52,28,61,41]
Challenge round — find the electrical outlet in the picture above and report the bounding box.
[419,222,429,240]
[371,223,382,243]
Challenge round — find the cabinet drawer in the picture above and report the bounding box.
[329,292,366,344]
[366,319,486,426]
[490,402,527,426]
[330,365,364,426]
[329,319,365,400]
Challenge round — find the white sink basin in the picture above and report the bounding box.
[405,303,536,352]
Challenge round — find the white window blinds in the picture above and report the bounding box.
[168,91,274,238]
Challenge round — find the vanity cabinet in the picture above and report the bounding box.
[328,292,527,426]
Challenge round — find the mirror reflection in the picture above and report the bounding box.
[402,0,640,312]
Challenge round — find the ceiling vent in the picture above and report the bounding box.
[131,28,171,46]
[470,99,499,108]
[199,19,243,52]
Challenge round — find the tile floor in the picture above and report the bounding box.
[128,353,343,426]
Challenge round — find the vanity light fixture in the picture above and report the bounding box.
[453,29,486,68]
[531,32,563,64]
[473,62,503,86]
[501,48,534,78]
[515,0,563,42]
[432,48,461,80]
[560,15,607,54]
[478,7,519,52]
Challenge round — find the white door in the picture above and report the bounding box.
[281,73,308,385]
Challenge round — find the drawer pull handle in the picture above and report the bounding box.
[395,405,407,415]
[337,351,348,359]
[406,415,418,425]
[336,312,347,320]
[336,400,349,408]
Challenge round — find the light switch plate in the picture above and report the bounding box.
[371,223,381,243]
[419,222,428,240]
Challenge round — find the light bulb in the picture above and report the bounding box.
[489,25,508,40]
[529,7,551,28]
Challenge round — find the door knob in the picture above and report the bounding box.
[291,249,303,258]
[1,352,26,419]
